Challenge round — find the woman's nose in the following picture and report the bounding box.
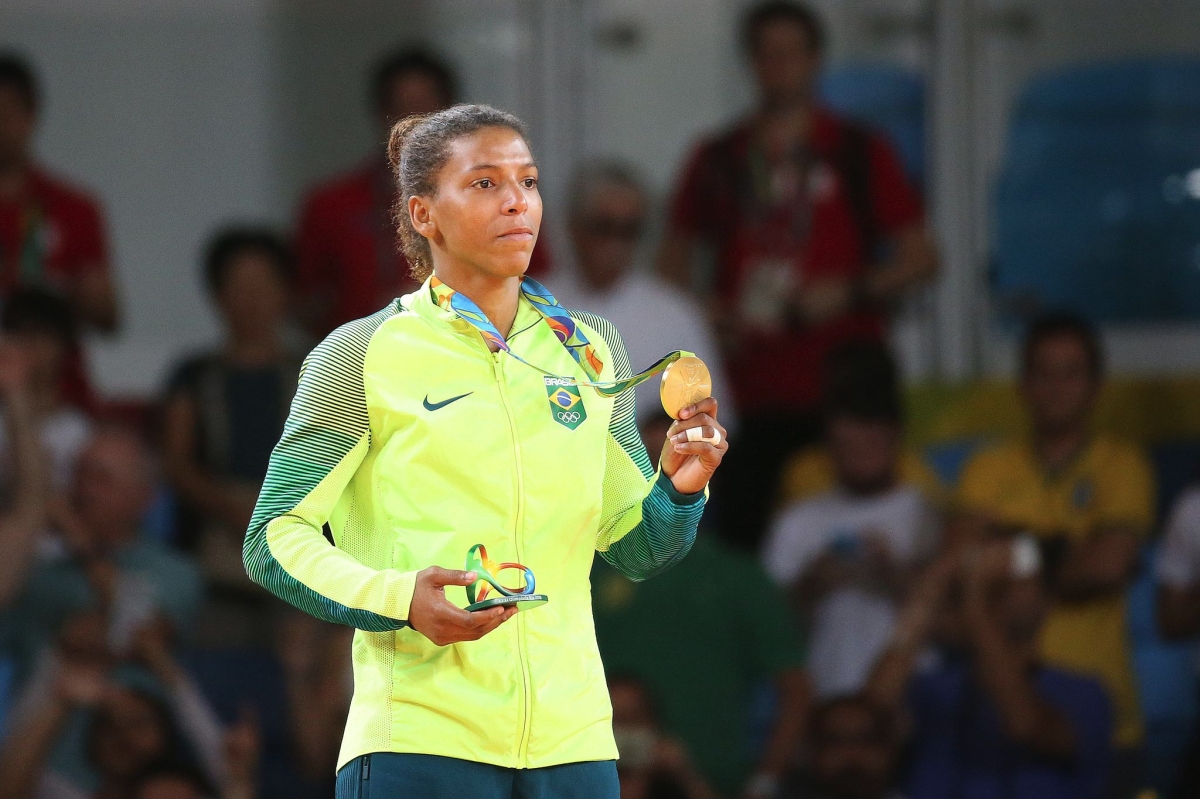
[503,188,528,215]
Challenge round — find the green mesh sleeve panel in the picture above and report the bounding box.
[244,305,411,632]
[567,310,653,480]
[568,310,705,581]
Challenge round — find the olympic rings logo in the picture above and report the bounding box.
[556,410,581,423]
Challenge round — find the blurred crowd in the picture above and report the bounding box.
[0,2,1196,799]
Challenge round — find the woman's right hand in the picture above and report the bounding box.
[407,566,516,646]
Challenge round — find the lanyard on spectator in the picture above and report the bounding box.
[1,199,45,286]
[745,137,814,249]
[430,274,687,397]
[19,204,45,283]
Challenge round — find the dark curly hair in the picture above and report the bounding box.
[0,53,38,112]
[741,1,826,55]
[202,225,292,295]
[370,48,457,116]
[386,104,529,282]
[1021,312,1104,381]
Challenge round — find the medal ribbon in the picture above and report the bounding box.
[430,274,688,397]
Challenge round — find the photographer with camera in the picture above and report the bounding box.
[864,538,1113,799]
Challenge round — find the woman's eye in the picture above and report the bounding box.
[523,178,538,189]
[476,179,493,189]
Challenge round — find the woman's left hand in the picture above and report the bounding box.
[659,397,728,496]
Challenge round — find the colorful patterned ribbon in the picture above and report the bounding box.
[430,275,688,397]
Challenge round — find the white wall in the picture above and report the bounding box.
[271,0,430,207]
[581,0,743,195]
[419,1,575,254]
[1,0,432,397]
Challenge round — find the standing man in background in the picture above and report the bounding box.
[294,47,551,338]
[0,54,120,408]
[658,2,936,551]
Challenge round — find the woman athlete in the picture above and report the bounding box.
[244,104,727,799]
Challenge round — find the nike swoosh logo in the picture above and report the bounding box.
[423,392,473,411]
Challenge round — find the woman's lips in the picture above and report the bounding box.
[499,227,534,240]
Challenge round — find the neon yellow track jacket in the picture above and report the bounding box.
[243,278,706,770]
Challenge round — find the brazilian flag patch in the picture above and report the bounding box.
[544,377,587,430]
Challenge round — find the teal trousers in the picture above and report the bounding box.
[336,753,619,799]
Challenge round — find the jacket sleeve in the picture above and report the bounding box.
[243,308,417,631]
[569,311,707,581]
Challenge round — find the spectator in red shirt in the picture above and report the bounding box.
[658,2,937,550]
[0,54,118,333]
[294,48,550,337]
[0,54,120,412]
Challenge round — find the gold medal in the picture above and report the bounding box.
[659,355,712,420]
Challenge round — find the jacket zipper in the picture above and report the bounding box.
[492,351,534,764]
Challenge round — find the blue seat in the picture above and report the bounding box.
[1138,443,1200,789]
[992,58,1200,322]
[1150,440,1200,523]
[141,483,178,546]
[924,438,984,486]
[0,655,13,737]
[1130,543,1197,792]
[819,63,926,183]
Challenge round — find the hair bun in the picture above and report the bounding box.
[387,113,430,176]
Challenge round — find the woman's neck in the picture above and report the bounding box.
[435,265,523,344]
[756,102,814,155]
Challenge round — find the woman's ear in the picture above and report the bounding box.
[410,195,436,240]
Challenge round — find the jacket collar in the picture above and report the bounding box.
[403,275,549,350]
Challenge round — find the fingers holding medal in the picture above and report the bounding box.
[660,355,728,467]
[665,398,727,453]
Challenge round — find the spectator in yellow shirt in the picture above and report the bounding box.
[957,314,1153,799]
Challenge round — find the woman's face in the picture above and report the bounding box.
[413,126,541,281]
